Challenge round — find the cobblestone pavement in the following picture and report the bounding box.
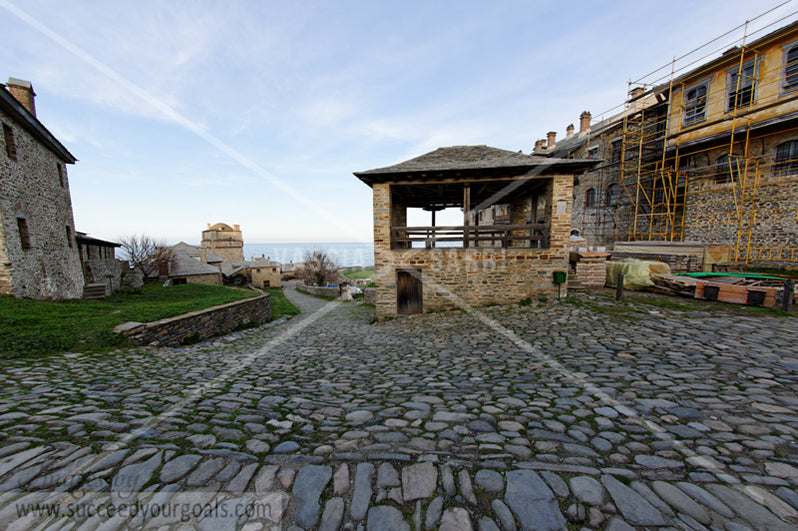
[2,285,798,530]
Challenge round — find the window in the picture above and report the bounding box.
[3,124,16,160]
[727,59,757,111]
[684,80,709,125]
[715,154,742,183]
[607,183,619,206]
[783,42,798,91]
[17,218,30,250]
[585,187,597,207]
[774,140,798,176]
[588,146,599,159]
[65,225,73,248]
[57,164,65,188]
[610,140,622,164]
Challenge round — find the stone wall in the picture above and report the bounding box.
[570,250,610,287]
[372,175,573,318]
[116,293,270,347]
[0,107,83,299]
[176,273,222,286]
[296,283,339,298]
[83,259,122,294]
[363,287,376,305]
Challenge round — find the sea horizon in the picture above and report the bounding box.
[242,242,374,268]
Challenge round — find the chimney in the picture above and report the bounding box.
[200,248,207,264]
[579,111,592,133]
[534,139,546,151]
[267,256,271,265]
[206,223,211,229]
[7,78,36,117]
[566,124,574,139]
[546,131,557,149]
[233,224,240,231]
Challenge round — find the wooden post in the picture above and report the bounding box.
[616,271,624,301]
[463,185,471,249]
[784,280,795,312]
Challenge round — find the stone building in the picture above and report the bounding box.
[355,146,594,319]
[76,232,121,296]
[201,222,244,261]
[222,256,281,288]
[164,242,224,285]
[538,20,798,269]
[0,78,84,299]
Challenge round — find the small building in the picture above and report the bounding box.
[165,242,223,285]
[0,77,83,299]
[201,222,244,262]
[355,145,595,318]
[75,232,122,295]
[221,256,281,288]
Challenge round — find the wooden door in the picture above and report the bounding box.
[397,270,423,315]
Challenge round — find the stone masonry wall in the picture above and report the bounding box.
[0,107,83,299]
[296,283,339,298]
[372,175,573,318]
[84,259,122,294]
[117,293,270,347]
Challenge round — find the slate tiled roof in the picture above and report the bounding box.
[169,251,221,277]
[172,242,224,264]
[355,145,596,184]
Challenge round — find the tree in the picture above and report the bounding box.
[118,234,175,281]
[300,249,339,287]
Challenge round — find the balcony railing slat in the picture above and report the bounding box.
[391,224,549,249]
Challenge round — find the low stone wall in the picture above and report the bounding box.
[363,287,376,305]
[296,283,339,298]
[115,293,270,347]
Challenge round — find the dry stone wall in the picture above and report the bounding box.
[116,293,270,347]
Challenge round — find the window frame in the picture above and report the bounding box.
[609,139,622,164]
[585,187,597,208]
[65,225,73,248]
[3,123,17,161]
[774,139,798,176]
[606,183,619,207]
[683,78,711,126]
[782,40,798,94]
[726,58,758,112]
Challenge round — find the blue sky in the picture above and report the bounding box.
[2,0,795,244]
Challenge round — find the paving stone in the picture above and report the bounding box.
[504,469,566,531]
[474,469,504,493]
[351,462,376,520]
[159,454,202,483]
[367,505,410,531]
[440,507,473,531]
[186,457,226,486]
[402,462,437,501]
[478,516,500,531]
[601,474,667,526]
[651,480,710,524]
[491,498,517,531]
[319,497,344,531]
[227,462,258,494]
[569,475,604,506]
[425,496,444,530]
[110,451,162,504]
[377,462,401,488]
[442,465,457,496]
[292,465,332,529]
[273,441,300,453]
[634,455,684,469]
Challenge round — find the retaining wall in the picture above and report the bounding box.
[296,283,339,298]
[115,293,270,347]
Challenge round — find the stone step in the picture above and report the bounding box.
[83,283,107,300]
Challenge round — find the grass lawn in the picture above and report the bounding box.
[265,287,300,319]
[343,267,375,281]
[0,283,297,358]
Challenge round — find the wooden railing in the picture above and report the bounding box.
[391,224,550,249]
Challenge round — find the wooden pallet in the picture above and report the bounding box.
[695,280,778,308]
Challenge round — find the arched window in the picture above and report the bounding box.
[606,184,619,206]
[585,187,596,207]
[714,154,741,183]
[774,140,798,176]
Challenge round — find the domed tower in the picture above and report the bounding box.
[201,223,244,261]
